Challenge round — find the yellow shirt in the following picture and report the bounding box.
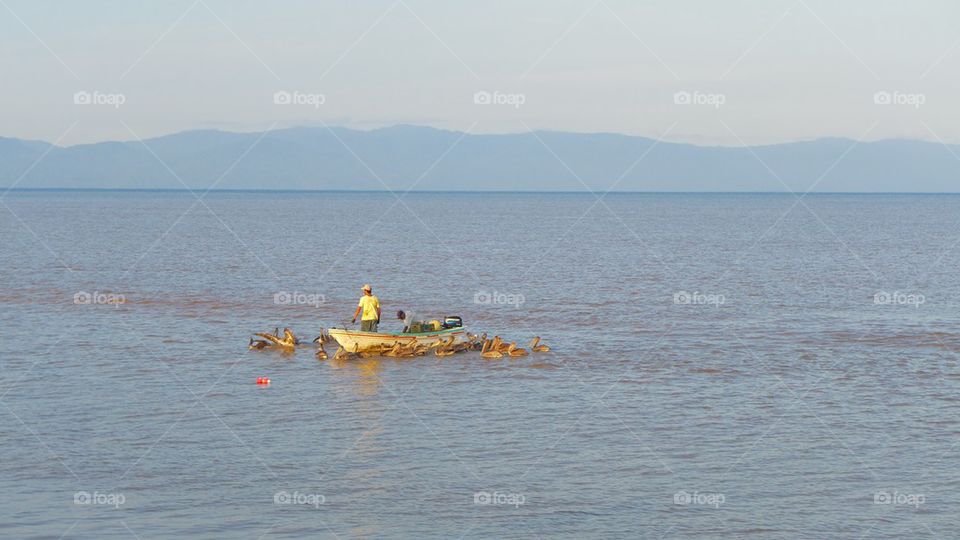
[358,295,380,321]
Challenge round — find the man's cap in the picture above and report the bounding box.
[362,284,372,292]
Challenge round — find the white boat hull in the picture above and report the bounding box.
[328,327,468,352]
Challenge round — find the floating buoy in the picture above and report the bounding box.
[256,377,271,385]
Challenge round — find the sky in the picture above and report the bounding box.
[1,0,959,146]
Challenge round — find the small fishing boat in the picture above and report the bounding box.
[328,325,468,352]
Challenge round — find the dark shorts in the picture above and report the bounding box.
[360,320,379,332]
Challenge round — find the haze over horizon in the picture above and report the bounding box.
[3,0,960,148]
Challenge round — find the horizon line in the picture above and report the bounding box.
[5,187,960,195]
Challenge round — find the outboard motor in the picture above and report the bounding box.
[443,316,463,329]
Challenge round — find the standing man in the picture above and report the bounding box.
[352,284,381,332]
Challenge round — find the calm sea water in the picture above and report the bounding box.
[2,191,960,539]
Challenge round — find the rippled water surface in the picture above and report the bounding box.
[2,191,960,539]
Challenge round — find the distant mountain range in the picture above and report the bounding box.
[2,125,959,192]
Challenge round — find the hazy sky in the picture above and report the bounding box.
[2,0,959,146]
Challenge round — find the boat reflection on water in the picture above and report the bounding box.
[324,354,389,518]
[328,355,385,398]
